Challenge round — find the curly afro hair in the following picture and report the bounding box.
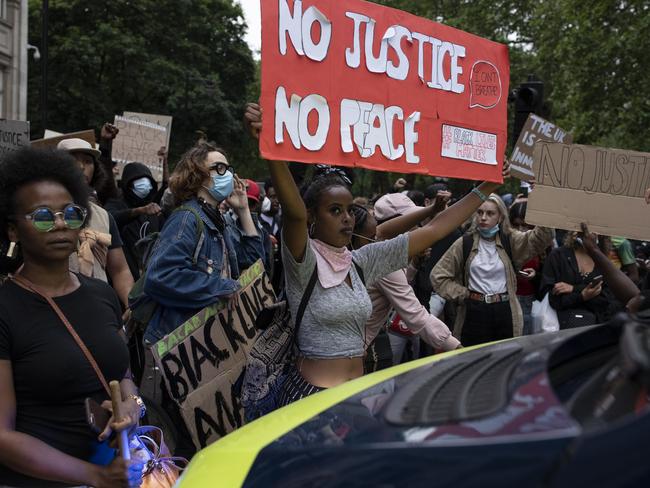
[0,147,91,240]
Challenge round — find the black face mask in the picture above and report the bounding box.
[198,197,225,234]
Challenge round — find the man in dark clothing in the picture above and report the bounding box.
[260,179,284,293]
[105,162,165,280]
[414,183,460,312]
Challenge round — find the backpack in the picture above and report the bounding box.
[241,261,364,421]
[461,231,514,284]
[125,206,205,338]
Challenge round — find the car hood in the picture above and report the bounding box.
[178,323,650,487]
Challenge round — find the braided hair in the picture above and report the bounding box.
[300,166,351,213]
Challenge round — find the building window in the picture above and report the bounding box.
[0,0,6,20]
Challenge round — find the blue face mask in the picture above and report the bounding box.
[205,171,234,202]
[132,177,153,199]
[478,223,500,239]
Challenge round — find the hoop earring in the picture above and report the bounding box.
[309,222,315,237]
[6,241,18,259]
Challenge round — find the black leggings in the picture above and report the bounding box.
[461,300,514,347]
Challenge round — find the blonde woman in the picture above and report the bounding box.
[431,194,553,346]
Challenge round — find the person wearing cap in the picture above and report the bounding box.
[354,193,461,365]
[57,138,134,310]
[104,162,166,280]
[224,179,272,273]
[431,193,554,346]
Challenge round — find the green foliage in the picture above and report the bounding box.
[350,0,650,196]
[375,0,650,152]
[28,0,264,175]
[30,0,650,190]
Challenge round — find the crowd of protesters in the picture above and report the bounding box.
[0,106,649,488]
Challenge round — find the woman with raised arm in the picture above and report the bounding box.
[245,103,507,404]
[351,193,461,366]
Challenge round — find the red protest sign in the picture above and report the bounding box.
[260,0,510,182]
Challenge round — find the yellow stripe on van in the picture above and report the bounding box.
[177,347,472,487]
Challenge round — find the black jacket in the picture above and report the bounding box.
[540,246,617,328]
[105,163,165,279]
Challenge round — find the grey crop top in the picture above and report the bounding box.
[282,232,409,359]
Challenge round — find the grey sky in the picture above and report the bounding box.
[239,0,261,58]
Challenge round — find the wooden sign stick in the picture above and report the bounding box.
[109,380,131,460]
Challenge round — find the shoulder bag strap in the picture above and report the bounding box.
[461,233,474,286]
[353,260,365,286]
[293,266,318,344]
[175,206,205,266]
[500,230,514,264]
[10,274,112,397]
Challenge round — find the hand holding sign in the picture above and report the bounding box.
[245,103,263,140]
[100,122,119,141]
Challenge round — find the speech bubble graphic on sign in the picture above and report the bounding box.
[470,61,502,109]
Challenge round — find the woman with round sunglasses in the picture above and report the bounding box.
[245,103,507,405]
[141,142,264,457]
[0,148,143,488]
[143,142,265,343]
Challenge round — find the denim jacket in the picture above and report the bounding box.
[224,211,273,274]
[143,198,264,343]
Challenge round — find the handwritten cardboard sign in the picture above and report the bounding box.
[112,116,167,182]
[0,119,30,155]
[260,0,510,182]
[31,129,96,149]
[510,114,572,180]
[151,261,275,448]
[122,111,173,153]
[526,142,650,241]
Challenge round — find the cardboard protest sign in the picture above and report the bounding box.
[0,119,30,155]
[510,114,572,180]
[31,129,96,149]
[112,115,167,182]
[151,261,275,448]
[527,142,650,241]
[122,111,173,152]
[260,0,510,182]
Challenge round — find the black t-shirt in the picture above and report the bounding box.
[107,212,123,250]
[0,275,130,487]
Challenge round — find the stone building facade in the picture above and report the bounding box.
[0,0,27,120]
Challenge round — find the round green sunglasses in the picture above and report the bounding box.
[24,204,88,232]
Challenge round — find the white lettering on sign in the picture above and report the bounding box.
[340,98,420,163]
[279,0,332,62]
[275,87,330,151]
[441,124,497,165]
[345,12,466,93]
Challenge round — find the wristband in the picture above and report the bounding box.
[130,395,147,419]
[471,187,488,202]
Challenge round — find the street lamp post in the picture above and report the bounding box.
[41,0,48,134]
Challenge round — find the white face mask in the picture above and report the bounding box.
[132,177,153,198]
[261,196,272,214]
